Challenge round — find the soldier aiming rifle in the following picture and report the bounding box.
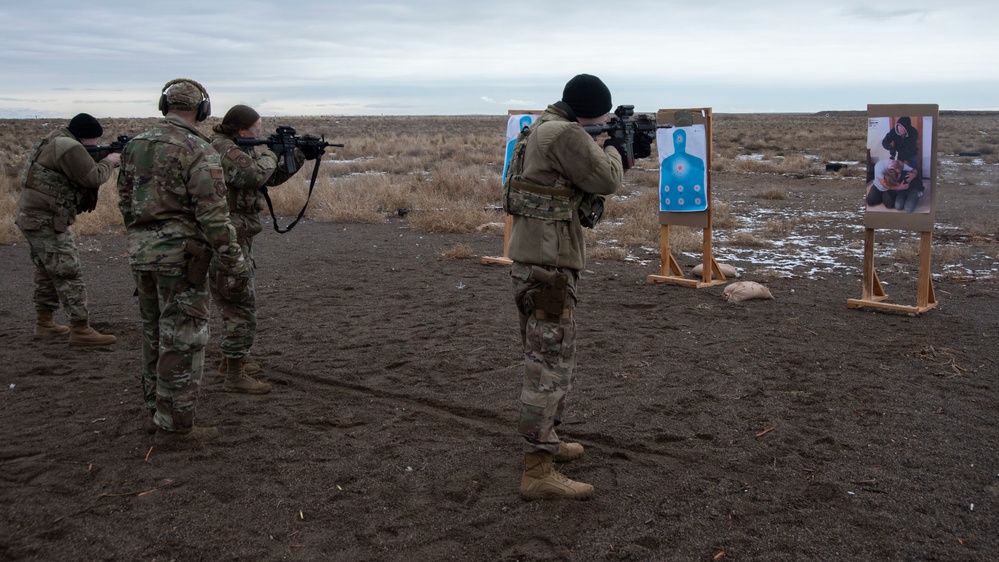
[232,125,344,234]
[236,125,342,175]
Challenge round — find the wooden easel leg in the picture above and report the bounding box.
[659,225,684,277]
[701,227,712,284]
[917,231,937,308]
[666,253,684,277]
[659,224,670,276]
[859,228,887,300]
[480,214,513,265]
[705,225,725,283]
[848,228,935,314]
[649,223,727,288]
[503,214,512,258]
[871,270,887,299]
[860,228,875,299]
[648,224,696,286]
[694,227,727,288]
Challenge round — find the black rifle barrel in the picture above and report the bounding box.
[85,135,132,153]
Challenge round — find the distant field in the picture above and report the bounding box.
[3,112,997,257]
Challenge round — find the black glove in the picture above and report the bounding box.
[76,188,99,213]
[578,193,605,229]
[299,135,322,160]
[633,134,653,160]
[604,138,630,169]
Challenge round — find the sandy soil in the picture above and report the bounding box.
[1,170,998,561]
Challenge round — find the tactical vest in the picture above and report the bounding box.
[502,125,575,222]
[18,136,80,231]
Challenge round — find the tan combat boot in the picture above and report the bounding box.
[154,426,219,445]
[555,441,584,462]
[223,357,271,394]
[34,310,70,338]
[519,451,593,501]
[68,319,117,347]
[218,355,261,376]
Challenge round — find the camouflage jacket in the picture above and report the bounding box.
[208,134,303,239]
[506,104,623,271]
[17,127,117,231]
[117,114,245,273]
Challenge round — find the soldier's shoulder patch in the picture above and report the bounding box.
[214,179,226,198]
[210,167,224,180]
[225,146,252,168]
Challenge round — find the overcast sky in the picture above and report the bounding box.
[2,1,996,118]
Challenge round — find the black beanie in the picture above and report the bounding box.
[67,113,103,139]
[561,74,612,119]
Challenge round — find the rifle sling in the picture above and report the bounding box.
[260,156,322,234]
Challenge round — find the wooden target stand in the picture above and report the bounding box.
[847,229,937,314]
[480,214,513,265]
[647,108,728,289]
[482,110,543,266]
[847,104,939,315]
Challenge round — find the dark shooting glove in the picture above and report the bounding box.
[604,138,630,169]
[76,188,99,213]
[633,134,653,160]
[299,135,322,160]
[578,193,605,229]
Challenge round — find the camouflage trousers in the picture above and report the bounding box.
[17,220,89,321]
[511,262,579,454]
[209,235,256,359]
[133,267,211,432]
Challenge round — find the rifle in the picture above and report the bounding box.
[234,125,345,234]
[77,135,132,212]
[235,125,343,175]
[582,105,658,168]
[86,135,132,158]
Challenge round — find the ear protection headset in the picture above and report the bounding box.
[158,78,211,122]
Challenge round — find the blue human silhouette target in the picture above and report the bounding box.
[502,114,536,180]
[658,125,707,212]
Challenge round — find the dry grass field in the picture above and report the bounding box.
[3,111,997,259]
[3,112,999,561]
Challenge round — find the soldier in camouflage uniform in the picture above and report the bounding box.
[208,105,317,394]
[117,79,248,445]
[505,74,648,500]
[16,113,120,346]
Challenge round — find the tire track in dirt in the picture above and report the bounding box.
[268,364,722,471]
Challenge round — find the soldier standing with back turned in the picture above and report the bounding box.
[504,74,649,500]
[117,79,248,444]
[16,113,119,346]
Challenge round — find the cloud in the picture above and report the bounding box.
[481,97,535,106]
[1,1,998,115]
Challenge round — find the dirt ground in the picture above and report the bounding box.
[1,170,998,561]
